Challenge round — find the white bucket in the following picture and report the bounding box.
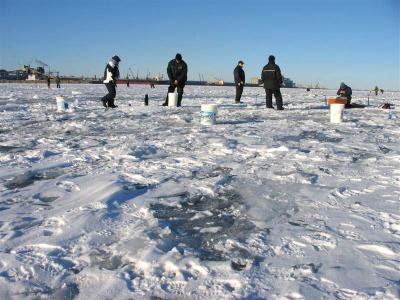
[56,96,68,112]
[330,103,344,123]
[201,104,218,125]
[168,93,178,107]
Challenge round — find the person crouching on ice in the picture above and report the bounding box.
[101,55,121,108]
[337,82,352,108]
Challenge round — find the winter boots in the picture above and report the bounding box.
[108,98,118,108]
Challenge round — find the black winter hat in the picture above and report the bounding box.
[112,55,121,62]
[268,55,275,62]
[238,60,244,65]
[175,53,182,61]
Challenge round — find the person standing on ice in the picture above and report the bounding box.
[337,82,352,108]
[56,75,61,88]
[233,60,245,103]
[101,55,121,108]
[261,55,284,110]
[47,76,51,89]
[162,53,188,107]
[374,86,379,96]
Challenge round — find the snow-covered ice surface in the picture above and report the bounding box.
[0,83,399,299]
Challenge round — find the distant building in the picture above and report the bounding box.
[0,65,47,81]
[0,69,28,80]
[0,70,8,80]
[283,77,295,88]
[26,66,45,80]
[27,73,41,80]
[207,80,224,86]
[250,77,262,85]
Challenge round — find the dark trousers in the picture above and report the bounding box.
[235,85,243,103]
[265,89,283,110]
[165,84,184,106]
[101,83,116,106]
[57,83,60,88]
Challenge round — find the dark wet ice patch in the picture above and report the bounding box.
[4,169,68,190]
[33,191,62,203]
[89,249,125,270]
[129,145,168,160]
[192,166,233,180]
[0,145,21,153]
[50,282,80,300]
[276,130,343,143]
[149,190,261,264]
[10,216,42,231]
[351,151,376,163]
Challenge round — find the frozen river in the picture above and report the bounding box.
[0,84,399,299]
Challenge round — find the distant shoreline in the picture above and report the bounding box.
[1,80,397,92]
[0,79,280,89]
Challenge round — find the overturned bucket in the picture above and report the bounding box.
[168,92,178,107]
[56,96,68,112]
[201,104,218,125]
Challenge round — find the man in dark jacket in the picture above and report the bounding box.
[337,82,352,107]
[101,55,121,108]
[233,61,245,103]
[261,55,284,110]
[56,75,61,88]
[162,53,188,107]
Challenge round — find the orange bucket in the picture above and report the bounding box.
[328,98,347,105]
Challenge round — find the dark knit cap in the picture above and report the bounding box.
[175,53,182,61]
[112,55,121,62]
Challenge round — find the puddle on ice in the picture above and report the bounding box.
[150,190,260,264]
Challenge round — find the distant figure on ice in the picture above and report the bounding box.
[101,55,121,108]
[337,82,352,107]
[233,60,245,103]
[56,76,61,88]
[261,55,284,110]
[380,89,384,95]
[374,86,379,96]
[162,53,188,107]
[47,76,51,89]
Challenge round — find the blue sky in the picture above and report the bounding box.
[1,0,399,90]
